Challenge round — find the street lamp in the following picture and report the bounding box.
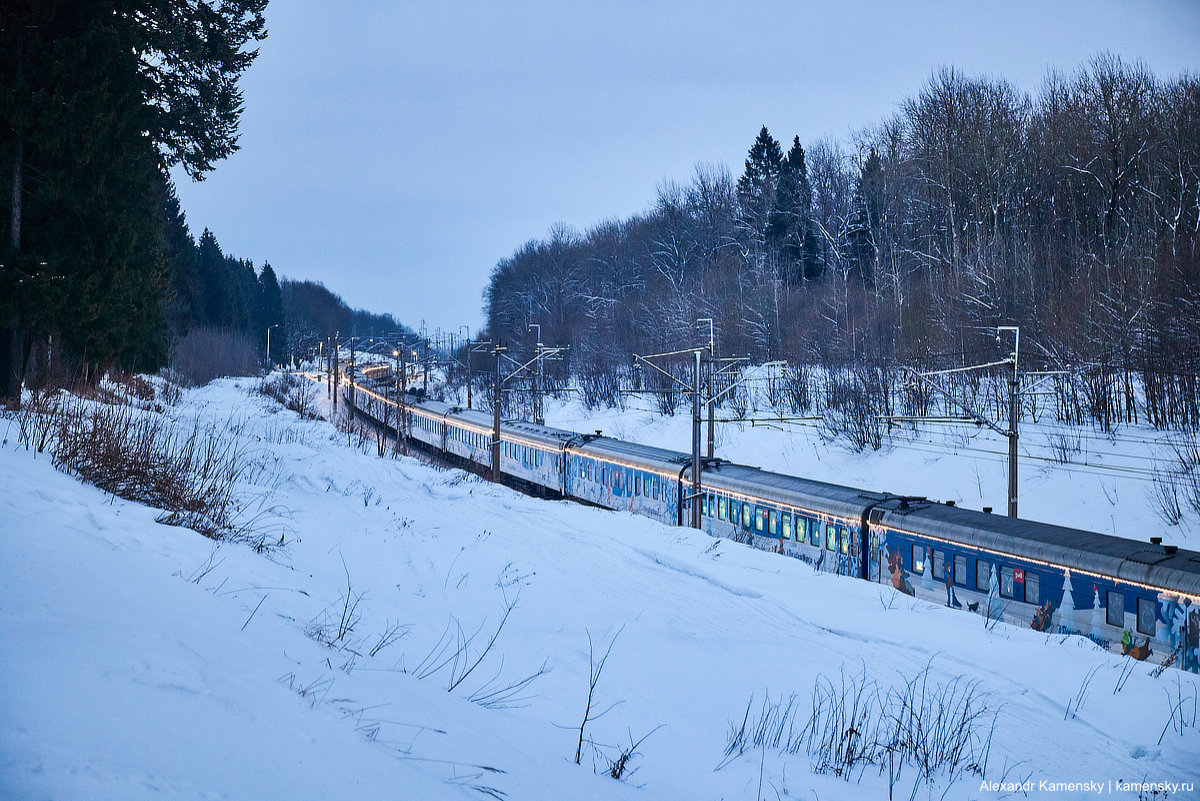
[266,323,279,369]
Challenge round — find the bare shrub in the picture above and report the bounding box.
[259,372,318,419]
[821,368,888,452]
[46,395,252,540]
[783,364,813,414]
[171,326,261,386]
[719,664,998,792]
[580,363,623,410]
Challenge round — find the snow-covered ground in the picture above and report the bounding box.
[2,378,1198,800]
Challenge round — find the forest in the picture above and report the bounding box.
[0,2,403,399]
[483,55,1200,427]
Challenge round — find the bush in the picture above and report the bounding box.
[720,664,998,791]
[18,392,254,541]
[259,373,319,419]
[171,326,261,386]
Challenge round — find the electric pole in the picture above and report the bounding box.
[999,326,1020,518]
[492,343,505,481]
[692,349,702,529]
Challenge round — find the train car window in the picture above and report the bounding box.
[717,497,726,521]
[653,478,660,500]
[809,519,819,546]
[1106,590,1124,627]
[742,504,752,529]
[754,508,765,533]
[1136,598,1156,636]
[768,510,778,536]
[708,495,716,517]
[728,500,739,523]
[911,544,924,574]
[1024,572,1040,605]
[701,496,708,516]
[974,561,993,592]
[839,527,850,555]
[953,554,967,586]
[781,513,792,539]
[932,550,946,580]
[634,475,641,496]
[827,524,838,552]
[1000,566,1015,598]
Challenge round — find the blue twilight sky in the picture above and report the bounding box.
[171,1,1200,335]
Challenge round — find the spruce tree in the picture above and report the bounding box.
[195,229,227,326]
[766,136,820,284]
[257,262,284,363]
[736,126,783,242]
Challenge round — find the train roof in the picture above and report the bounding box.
[703,462,890,522]
[573,436,692,472]
[879,500,1200,599]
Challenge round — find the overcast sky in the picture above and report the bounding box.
[171,1,1200,336]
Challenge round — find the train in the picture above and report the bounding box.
[341,375,1200,671]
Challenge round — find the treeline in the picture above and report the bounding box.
[484,55,1200,415]
[282,279,406,348]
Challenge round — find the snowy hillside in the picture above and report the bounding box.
[2,378,1197,800]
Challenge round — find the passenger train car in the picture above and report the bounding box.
[343,377,1200,671]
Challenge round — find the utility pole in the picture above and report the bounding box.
[423,336,430,395]
[999,326,1020,518]
[467,339,493,411]
[492,343,505,481]
[632,347,707,530]
[348,336,356,417]
[691,349,702,529]
[400,341,409,452]
[529,324,542,425]
[698,318,716,459]
[392,346,404,453]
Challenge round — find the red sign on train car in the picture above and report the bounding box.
[1013,568,1025,582]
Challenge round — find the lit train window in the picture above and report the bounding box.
[742,504,752,529]
[839,527,849,554]
[701,496,708,516]
[768,510,778,536]
[653,478,659,500]
[728,500,739,524]
[708,495,716,517]
[932,550,945,580]
[827,525,838,552]
[754,508,764,533]
[976,560,989,591]
[1000,566,1014,598]
[953,555,966,586]
[1136,598,1156,636]
[717,498,726,520]
[911,544,924,573]
[1106,591,1124,627]
[809,519,819,546]
[781,513,792,539]
[1024,573,1039,605]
